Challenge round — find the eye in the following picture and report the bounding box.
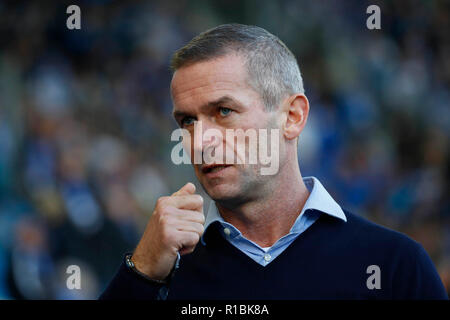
[219,107,232,117]
[181,116,195,127]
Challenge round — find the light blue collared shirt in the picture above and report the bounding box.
[200,176,347,266]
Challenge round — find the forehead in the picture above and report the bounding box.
[171,54,258,111]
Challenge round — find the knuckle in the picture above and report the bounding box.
[156,196,168,208]
[159,205,174,218]
[196,195,204,204]
[191,212,204,224]
[196,223,204,235]
[159,214,170,226]
[161,227,175,244]
[192,232,200,243]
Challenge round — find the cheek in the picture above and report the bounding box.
[181,129,197,159]
[181,136,192,160]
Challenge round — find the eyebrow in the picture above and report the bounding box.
[172,95,238,121]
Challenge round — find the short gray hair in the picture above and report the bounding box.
[170,23,304,110]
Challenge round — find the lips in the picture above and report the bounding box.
[201,164,232,174]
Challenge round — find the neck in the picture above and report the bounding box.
[216,159,310,247]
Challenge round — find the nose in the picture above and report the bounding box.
[193,120,223,160]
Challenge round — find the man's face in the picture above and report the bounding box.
[171,53,282,204]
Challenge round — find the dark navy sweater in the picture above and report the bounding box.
[99,210,448,300]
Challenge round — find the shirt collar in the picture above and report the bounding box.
[201,176,346,245]
[299,176,347,222]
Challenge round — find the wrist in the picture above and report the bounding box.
[125,254,168,284]
[125,253,180,284]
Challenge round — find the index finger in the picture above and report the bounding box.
[167,194,204,211]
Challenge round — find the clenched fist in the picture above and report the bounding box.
[131,182,205,281]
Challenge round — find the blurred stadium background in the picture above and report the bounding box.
[0,0,448,299]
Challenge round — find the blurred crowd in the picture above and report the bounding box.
[0,0,448,299]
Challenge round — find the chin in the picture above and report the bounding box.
[204,182,241,202]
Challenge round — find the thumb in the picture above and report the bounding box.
[172,182,196,196]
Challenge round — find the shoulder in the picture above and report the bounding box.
[328,210,447,298]
[317,209,428,266]
[340,209,422,252]
[343,210,447,297]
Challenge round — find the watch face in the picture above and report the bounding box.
[126,256,134,268]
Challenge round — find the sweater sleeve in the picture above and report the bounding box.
[98,257,168,300]
[392,240,448,300]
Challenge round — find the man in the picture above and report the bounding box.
[100,24,447,299]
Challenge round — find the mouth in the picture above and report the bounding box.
[201,164,233,175]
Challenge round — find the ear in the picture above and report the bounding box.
[283,94,309,140]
